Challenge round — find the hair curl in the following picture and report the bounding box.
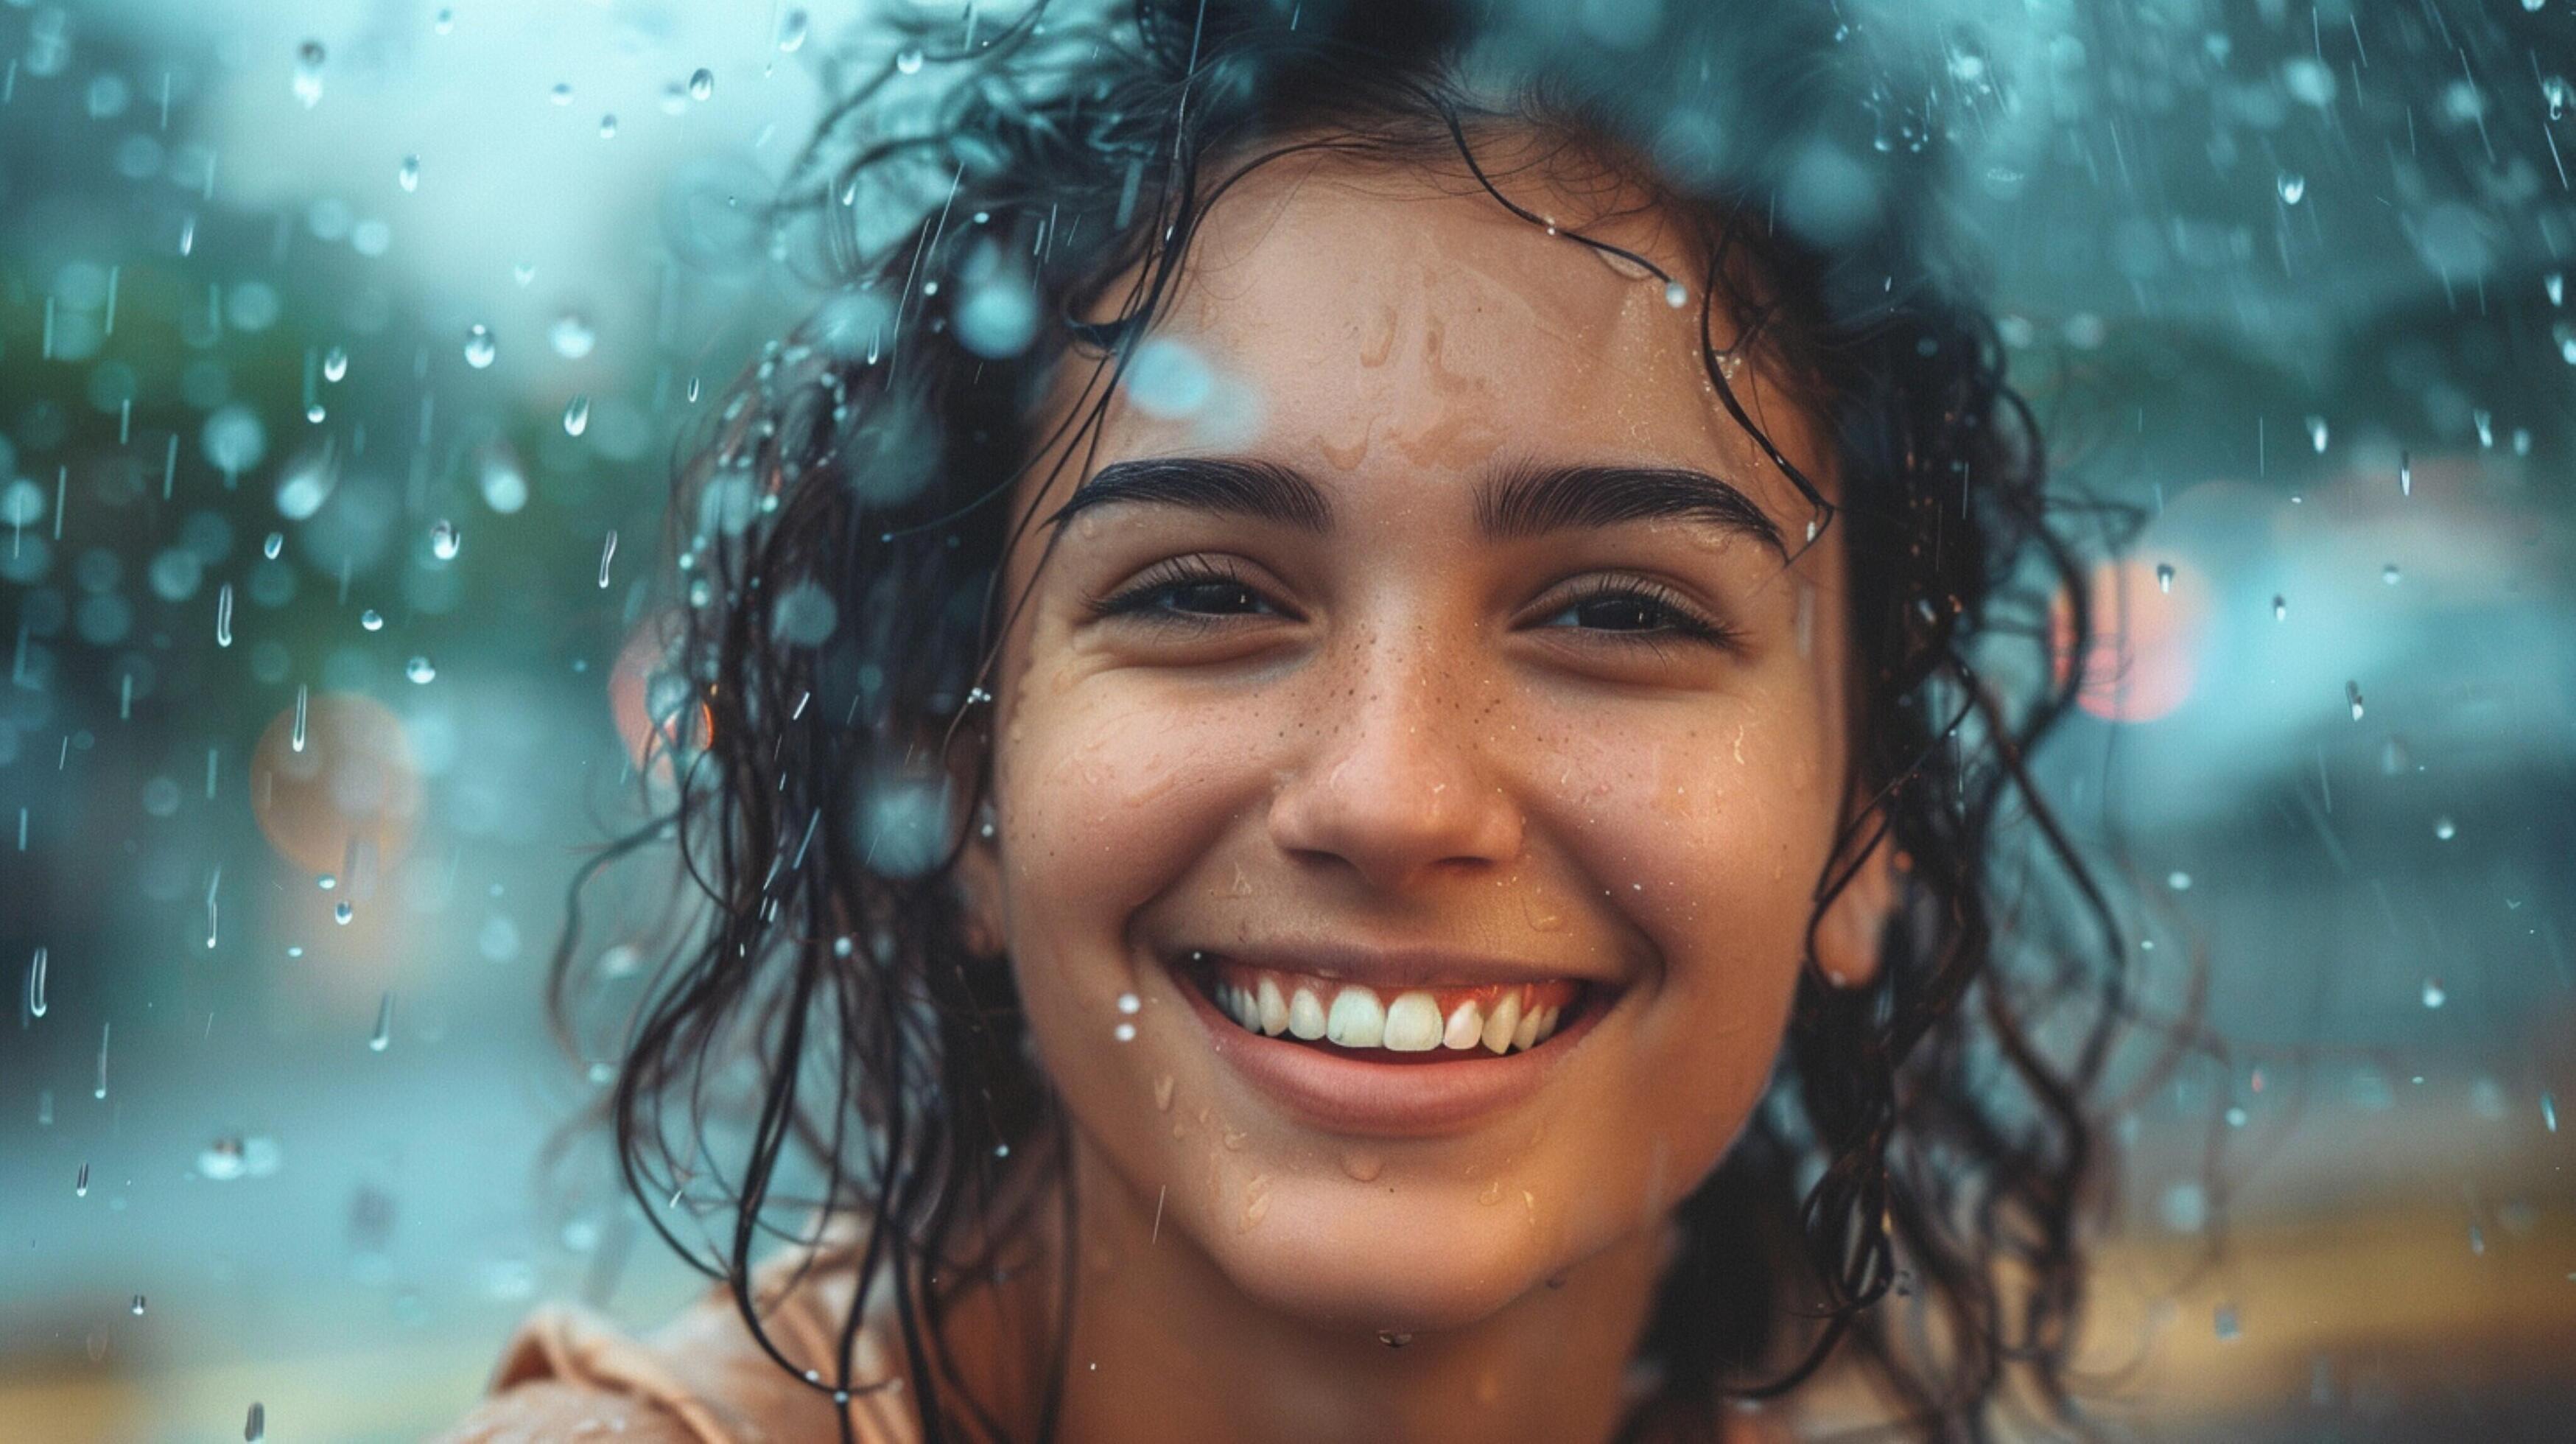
[551,3,2134,1440]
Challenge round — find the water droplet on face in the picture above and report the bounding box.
[1115,992,1141,1015]
[1376,1330,1413,1348]
[463,324,496,369]
[1113,1021,1137,1042]
[359,609,382,632]
[2421,977,2446,1009]
[2433,816,2456,841]
[334,900,354,925]
[1341,1149,1383,1182]
[2154,561,2175,593]
[1154,1074,1175,1111]
[405,656,437,684]
[2275,170,2305,204]
[688,67,715,100]
[561,395,590,436]
[430,519,460,560]
[322,346,348,382]
[548,312,595,359]
[397,154,420,192]
[895,48,925,75]
[1662,279,1688,308]
[292,41,326,108]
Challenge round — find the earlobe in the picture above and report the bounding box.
[1811,817,1896,990]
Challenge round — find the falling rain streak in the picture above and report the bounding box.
[24,947,46,1019]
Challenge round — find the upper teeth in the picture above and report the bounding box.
[1212,978,1562,1056]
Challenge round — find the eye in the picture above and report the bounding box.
[1090,555,1289,628]
[1530,575,1737,653]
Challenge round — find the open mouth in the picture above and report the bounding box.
[1177,950,1591,1063]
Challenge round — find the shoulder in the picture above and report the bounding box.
[434,1244,922,1444]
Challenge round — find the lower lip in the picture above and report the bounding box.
[1170,961,1611,1138]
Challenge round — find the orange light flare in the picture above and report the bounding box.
[608,611,713,785]
[2050,555,2214,724]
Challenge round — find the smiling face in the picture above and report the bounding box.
[959,138,1877,1336]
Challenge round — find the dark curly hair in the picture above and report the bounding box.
[550,2,2132,1439]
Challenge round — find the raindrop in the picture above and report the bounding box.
[512,262,536,287]
[1377,1331,1414,1348]
[2154,561,2174,593]
[215,583,234,647]
[463,324,497,369]
[2421,978,2446,1009]
[292,684,309,752]
[263,532,284,560]
[2345,681,2364,721]
[2275,170,2305,204]
[2545,1093,2560,1133]
[895,47,925,75]
[292,41,325,108]
[359,609,383,632]
[1113,1022,1137,1042]
[25,947,46,1019]
[597,530,617,589]
[2271,594,2287,622]
[2476,410,2495,448]
[405,656,436,684]
[548,312,595,359]
[2434,816,2456,841]
[2398,451,2411,497]
[322,346,348,382]
[317,874,336,890]
[370,991,393,1052]
[2304,415,2328,453]
[246,1402,265,1441]
[599,113,618,139]
[2549,273,2566,307]
[94,1022,110,1099]
[561,395,590,436]
[688,67,715,100]
[2166,871,2191,891]
[1662,279,1688,308]
[430,519,461,561]
[2382,563,2401,586]
[130,1294,145,1317]
[779,9,811,52]
[75,1162,88,1196]
[334,900,354,925]
[397,154,420,192]
[549,81,572,106]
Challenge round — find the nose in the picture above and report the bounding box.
[1266,625,1525,891]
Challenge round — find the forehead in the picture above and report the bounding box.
[1028,140,1823,527]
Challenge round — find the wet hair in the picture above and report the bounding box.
[552,2,2131,1440]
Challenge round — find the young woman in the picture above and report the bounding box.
[444,2,2121,1439]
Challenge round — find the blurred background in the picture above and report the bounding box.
[0,0,2568,1439]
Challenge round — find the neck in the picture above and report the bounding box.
[943,1131,1672,1444]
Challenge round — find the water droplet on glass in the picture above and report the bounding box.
[292,41,325,108]
[263,532,284,560]
[2305,415,2328,453]
[334,900,354,925]
[2382,562,2400,586]
[561,395,590,436]
[322,346,348,382]
[358,609,383,633]
[430,519,461,561]
[549,81,572,105]
[130,1294,146,1317]
[370,991,393,1052]
[2345,681,2364,721]
[2275,170,2305,204]
[597,530,617,589]
[2166,871,2191,891]
[75,1161,88,1196]
[548,312,595,359]
[291,684,309,752]
[2549,273,2566,307]
[215,583,234,647]
[2270,594,2287,622]
[2545,1093,2560,1133]
[779,8,811,52]
[405,656,437,684]
[2398,451,2411,497]
[2154,561,2174,593]
[598,113,618,139]
[463,324,497,369]
[2421,978,2446,1009]
[894,47,925,75]
[2434,816,2456,841]
[511,262,537,287]
[397,154,420,192]
[317,873,336,890]
[245,1401,265,1441]
[26,947,46,1019]
[688,66,715,100]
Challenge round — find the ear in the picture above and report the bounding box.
[1811,813,1897,989]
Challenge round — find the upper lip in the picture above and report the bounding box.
[1176,938,1619,992]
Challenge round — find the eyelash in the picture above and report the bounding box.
[1088,555,1740,653]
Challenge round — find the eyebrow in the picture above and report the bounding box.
[1042,455,1786,555]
